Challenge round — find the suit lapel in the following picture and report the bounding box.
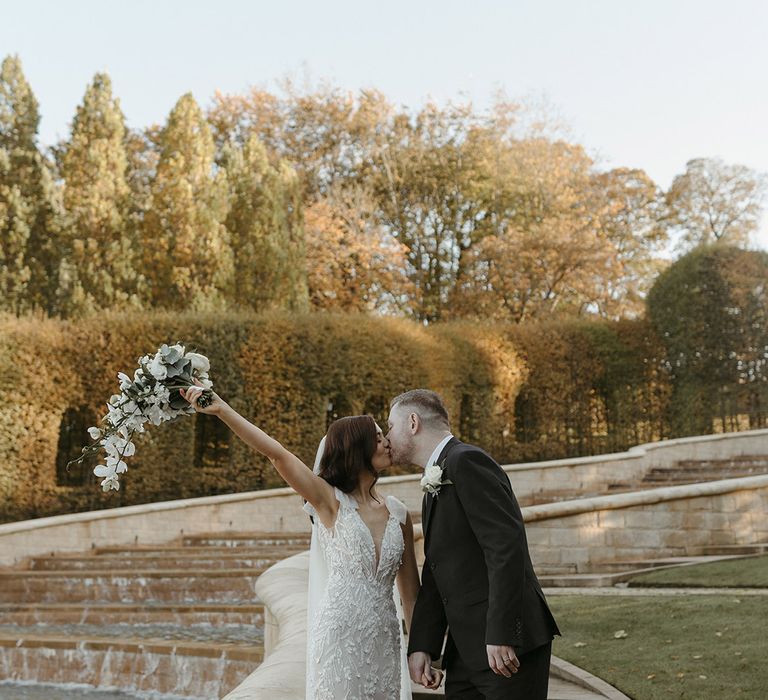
[423,437,461,544]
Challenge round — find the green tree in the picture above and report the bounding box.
[0,55,61,314]
[58,73,141,316]
[647,246,768,435]
[222,134,307,311]
[142,93,232,310]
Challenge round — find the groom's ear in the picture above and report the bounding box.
[409,412,419,434]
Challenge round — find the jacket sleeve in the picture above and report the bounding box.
[407,558,447,660]
[450,448,526,647]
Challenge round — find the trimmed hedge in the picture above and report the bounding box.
[1,311,669,523]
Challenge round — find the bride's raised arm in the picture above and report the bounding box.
[181,381,336,514]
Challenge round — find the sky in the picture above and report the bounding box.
[2,0,767,249]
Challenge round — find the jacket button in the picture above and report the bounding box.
[442,597,448,604]
[430,562,437,570]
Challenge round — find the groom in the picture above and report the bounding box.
[387,389,560,699]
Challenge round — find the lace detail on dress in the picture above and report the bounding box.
[307,487,406,700]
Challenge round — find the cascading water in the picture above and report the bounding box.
[0,531,308,699]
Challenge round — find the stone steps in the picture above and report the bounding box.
[674,455,767,468]
[540,553,762,587]
[0,527,308,696]
[28,553,282,570]
[182,531,311,547]
[93,543,308,556]
[701,543,768,555]
[590,556,726,573]
[521,455,768,507]
[0,602,264,626]
[0,568,265,604]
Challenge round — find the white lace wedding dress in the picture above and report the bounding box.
[303,487,410,700]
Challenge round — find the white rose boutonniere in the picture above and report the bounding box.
[421,463,453,497]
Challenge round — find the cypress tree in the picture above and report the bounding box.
[58,72,140,316]
[142,93,232,310]
[0,55,61,315]
[222,134,307,311]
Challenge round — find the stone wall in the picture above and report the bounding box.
[524,475,768,572]
[2,428,766,568]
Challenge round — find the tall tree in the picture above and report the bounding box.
[142,93,232,310]
[0,55,60,315]
[647,246,768,434]
[58,73,141,316]
[665,157,767,250]
[222,133,307,311]
[304,184,412,312]
[587,167,668,318]
[451,139,611,322]
[208,82,391,198]
[371,102,499,322]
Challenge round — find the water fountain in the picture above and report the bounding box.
[0,532,310,699]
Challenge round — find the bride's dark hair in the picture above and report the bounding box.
[319,415,380,499]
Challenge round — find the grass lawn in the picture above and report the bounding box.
[628,555,768,588]
[549,594,767,699]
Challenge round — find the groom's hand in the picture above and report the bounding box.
[408,652,435,687]
[487,644,520,677]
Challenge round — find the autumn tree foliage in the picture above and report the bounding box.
[666,157,767,250]
[2,58,765,323]
[210,87,678,322]
[304,185,412,312]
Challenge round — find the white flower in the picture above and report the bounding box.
[87,427,102,440]
[184,352,210,374]
[148,353,168,380]
[198,377,213,390]
[94,464,115,478]
[117,372,133,390]
[421,463,452,496]
[147,404,164,426]
[100,473,120,492]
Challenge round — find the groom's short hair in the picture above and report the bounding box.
[390,389,450,430]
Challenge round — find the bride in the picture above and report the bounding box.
[181,380,443,699]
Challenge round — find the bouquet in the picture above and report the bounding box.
[67,342,214,492]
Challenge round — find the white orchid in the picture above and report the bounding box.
[100,473,120,492]
[93,464,115,478]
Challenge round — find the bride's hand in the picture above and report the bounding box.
[180,379,226,416]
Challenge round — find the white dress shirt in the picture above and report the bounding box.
[424,433,454,470]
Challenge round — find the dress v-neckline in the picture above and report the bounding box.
[352,502,396,576]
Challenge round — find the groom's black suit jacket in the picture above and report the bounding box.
[407,438,561,671]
